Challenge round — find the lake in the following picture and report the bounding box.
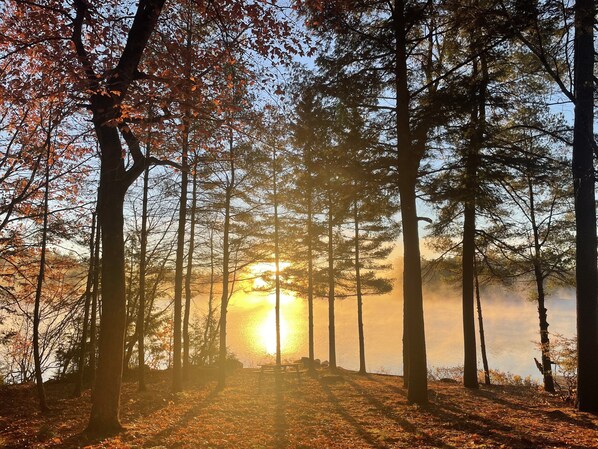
[225,285,576,380]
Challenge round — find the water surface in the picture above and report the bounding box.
[225,286,576,380]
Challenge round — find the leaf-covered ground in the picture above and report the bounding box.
[1,368,597,448]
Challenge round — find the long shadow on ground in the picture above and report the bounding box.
[344,376,456,449]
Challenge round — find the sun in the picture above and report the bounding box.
[246,261,296,355]
[249,261,292,298]
[259,307,290,355]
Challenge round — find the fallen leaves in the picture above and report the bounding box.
[1,369,597,448]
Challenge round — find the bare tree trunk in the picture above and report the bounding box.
[137,142,150,391]
[203,226,215,365]
[172,118,190,393]
[398,178,427,402]
[462,50,488,390]
[393,0,427,404]
[474,258,490,385]
[178,6,195,386]
[217,130,234,390]
[527,178,555,393]
[85,0,166,431]
[534,265,555,393]
[89,124,128,433]
[183,162,198,379]
[75,211,97,397]
[273,149,282,367]
[354,199,366,375]
[402,313,409,388]
[89,222,100,386]
[306,172,315,373]
[172,7,194,392]
[327,184,337,371]
[33,120,52,413]
[573,0,597,413]
[462,193,478,388]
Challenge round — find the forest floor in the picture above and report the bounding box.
[0,368,597,449]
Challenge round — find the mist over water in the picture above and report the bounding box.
[226,286,576,380]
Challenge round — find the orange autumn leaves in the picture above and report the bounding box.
[2,369,598,448]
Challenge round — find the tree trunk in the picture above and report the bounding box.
[172,125,189,393]
[474,259,490,385]
[398,178,427,403]
[33,123,52,413]
[217,131,234,390]
[183,163,198,379]
[535,269,555,393]
[89,222,100,386]
[137,145,150,391]
[75,211,97,397]
[75,0,166,432]
[178,9,194,386]
[462,50,488,389]
[123,329,137,374]
[88,125,128,433]
[273,149,282,367]
[306,172,315,373]
[327,185,337,371]
[526,178,555,392]
[402,313,409,388]
[462,199,477,388]
[204,226,215,365]
[573,0,598,413]
[393,0,427,404]
[354,199,366,375]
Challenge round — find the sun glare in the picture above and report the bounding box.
[241,261,300,356]
[256,290,297,355]
[259,308,289,355]
[250,261,291,290]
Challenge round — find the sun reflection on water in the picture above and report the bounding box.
[236,261,301,358]
[259,307,288,355]
[237,290,303,360]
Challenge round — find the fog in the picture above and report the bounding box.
[226,284,576,380]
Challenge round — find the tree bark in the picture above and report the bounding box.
[462,199,477,388]
[354,199,366,375]
[217,131,234,389]
[89,221,100,386]
[172,113,190,393]
[527,177,555,393]
[177,6,194,388]
[327,184,337,371]
[137,144,150,391]
[33,120,52,413]
[88,123,128,433]
[402,311,409,388]
[474,259,490,386]
[393,0,427,404]
[82,0,166,432]
[306,170,315,373]
[74,211,97,397]
[573,0,598,413]
[398,178,427,403]
[204,226,215,365]
[183,162,198,379]
[273,149,282,367]
[462,49,488,389]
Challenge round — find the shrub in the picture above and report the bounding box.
[428,366,538,387]
[551,333,577,403]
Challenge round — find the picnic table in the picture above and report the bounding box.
[258,363,302,389]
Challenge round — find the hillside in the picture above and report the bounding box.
[1,369,596,449]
